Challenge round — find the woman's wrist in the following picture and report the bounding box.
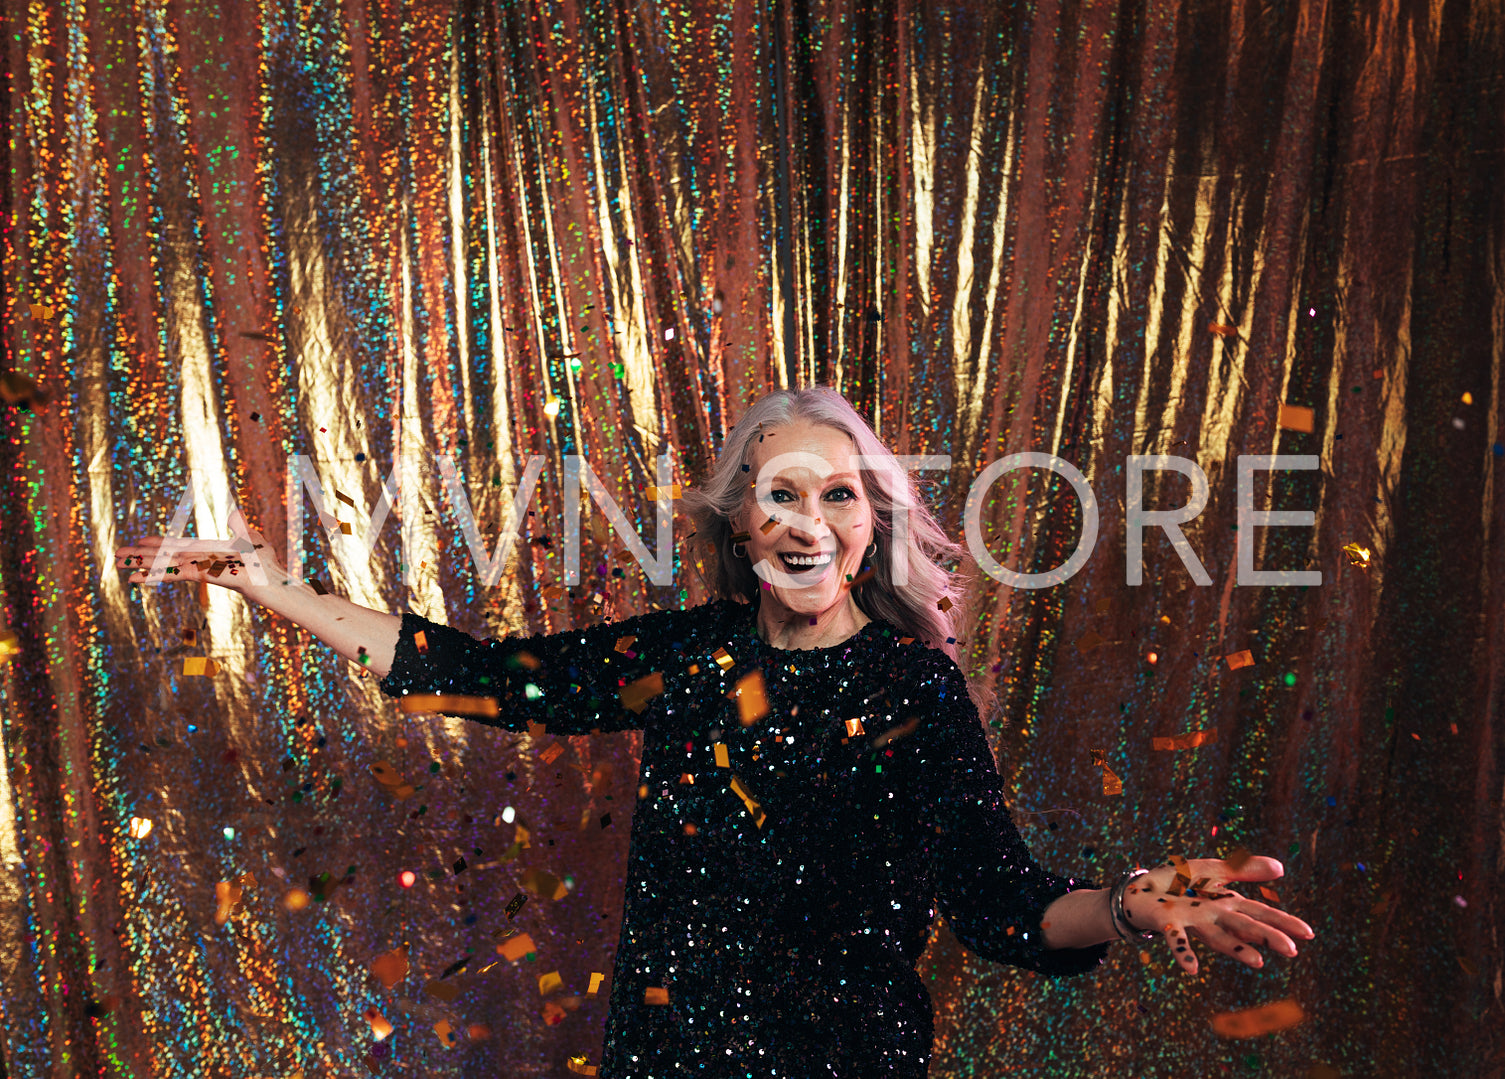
[1108,867,1157,942]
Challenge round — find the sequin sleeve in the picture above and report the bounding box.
[377,604,708,735]
[909,654,1110,975]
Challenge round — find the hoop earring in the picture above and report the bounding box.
[732,542,747,558]
[864,541,877,557]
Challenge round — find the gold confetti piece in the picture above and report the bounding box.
[0,628,18,661]
[414,630,428,654]
[729,531,751,545]
[729,775,766,828]
[127,816,153,839]
[712,647,734,670]
[1225,649,1255,670]
[1167,855,1193,896]
[339,521,353,535]
[182,657,220,677]
[643,484,683,500]
[214,875,254,925]
[619,672,665,713]
[871,717,920,749]
[1152,729,1217,751]
[538,742,565,764]
[936,596,953,612]
[538,971,563,995]
[643,987,670,1005]
[497,933,537,961]
[336,490,356,508]
[734,671,769,725]
[845,718,865,737]
[679,773,695,784]
[759,516,779,535]
[713,743,730,768]
[1341,542,1371,568]
[1209,323,1238,337]
[587,972,605,995]
[567,1055,601,1076]
[1076,629,1105,655]
[1461,391,1474,405]
[399,693,499,717]
[369,946,409,989]
[283,888,310,911]
[1210,998,1306,1039]
[29,302,54,320]
[1101,764,1123,797]
[424,979,460,1003]
[364,1007,393,1041]
[1279,403,1316,433]
[520,868,568,900]
[614,635,637,653]
[434,1019,460,1047]
[1224,847,1254,871]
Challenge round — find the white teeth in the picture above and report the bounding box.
[781,552,832,567]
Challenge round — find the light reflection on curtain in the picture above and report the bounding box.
[1,0,1501,1075]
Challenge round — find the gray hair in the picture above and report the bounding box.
[680,386,969,663]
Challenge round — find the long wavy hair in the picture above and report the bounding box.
[680,386,970,664]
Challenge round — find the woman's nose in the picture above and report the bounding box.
[784,499,830,541]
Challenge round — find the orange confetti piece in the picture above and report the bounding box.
[414,630,428,654]
[283,888,310,911]
[1224,847,1254,871]
[1278,403,1315,433]
[759,517,779,535]
[538,742,565,764]
[399,693,499,717]
[643,987,670,1005]
[614,635,637,654]
[567,1055,601,1076]
[734,671,769,725]
[1101,764,1123,797]
[1210,998,1306,1039]
[182,657,220,677]
[643,484,683,500]
[1209,323,1238,337]
[538,971,563,995]
[844,718,865,737]
[1152,729,1217,751]
[729,775,766,828]
[712,647,734,670]
[620,672,665,713]
[1167,855,1193,896]
[1341,542,1371,568]
[434,1019,460,1047]
[1259,885,1282,905]
[587,972,605,995]
[521,868,569,900]
[713,743,730,768]
[369,946,409,989]
[364,1007,393,1041]
[497,933,537,961]
[1225,649,1255,670]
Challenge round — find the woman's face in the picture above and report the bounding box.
[735,419,875,627]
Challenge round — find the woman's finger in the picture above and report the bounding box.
[1162,922,1200,975]
[1228,897,1315,941]
[1212,906,1302,958]
[1185,919,1265,970]
[1204,854,1285,883]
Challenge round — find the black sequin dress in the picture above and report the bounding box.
[379,597,1107,1077]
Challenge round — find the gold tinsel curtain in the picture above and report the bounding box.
[1,0,1501,1075]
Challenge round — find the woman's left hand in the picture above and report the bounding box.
[1121,854,1314,975]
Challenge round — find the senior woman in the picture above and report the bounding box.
[117,386,1312,1077]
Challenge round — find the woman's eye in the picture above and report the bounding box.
[824,487,856,502]
[770,490,794,503]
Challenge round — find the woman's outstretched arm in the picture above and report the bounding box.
[114,509,402,678]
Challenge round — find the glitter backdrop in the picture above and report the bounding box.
[2,0,1502,1076]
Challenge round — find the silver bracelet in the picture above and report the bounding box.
[1109,867,1157,941]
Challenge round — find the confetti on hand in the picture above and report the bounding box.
[1121,855,1315,976]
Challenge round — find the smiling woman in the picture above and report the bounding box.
[114,384,1312,1078]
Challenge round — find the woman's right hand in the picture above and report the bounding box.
[115,509,291,595]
